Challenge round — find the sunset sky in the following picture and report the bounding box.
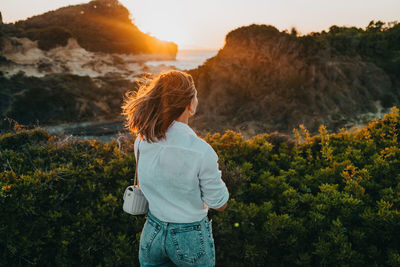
[1,0,399,49]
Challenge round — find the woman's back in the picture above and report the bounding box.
[122,70,228,266]
[135,120,229,223]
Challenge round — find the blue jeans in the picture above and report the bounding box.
[139,211,215,266]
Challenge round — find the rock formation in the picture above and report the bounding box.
[2,0,177,57]
[189,24,399,137]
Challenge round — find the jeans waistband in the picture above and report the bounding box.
[146,210,209,226]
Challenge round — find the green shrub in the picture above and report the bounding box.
[1,107,399,266]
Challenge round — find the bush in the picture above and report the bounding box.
[23,26,72,50]
[0,73,137,129]
[1,107,400,266]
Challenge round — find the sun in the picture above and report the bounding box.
[144,25,191,49]
[120,0,194,49]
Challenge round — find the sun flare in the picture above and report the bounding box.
[143,26,191,49]
[120,0,199,49]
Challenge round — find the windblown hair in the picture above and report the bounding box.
[121,70,196,143]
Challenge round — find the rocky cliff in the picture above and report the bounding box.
[189,24,399,137]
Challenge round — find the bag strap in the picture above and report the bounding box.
[134,139,141,188]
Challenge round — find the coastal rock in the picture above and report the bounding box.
[189,24,398,137]
[2,0,177,57]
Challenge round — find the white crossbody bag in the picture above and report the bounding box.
[123,140,149,215]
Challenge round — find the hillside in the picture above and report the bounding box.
[189,22,400,137]
[0,72,137,129]
[0,0,179,132]
[1,21,399,138]
[0,0,177,56]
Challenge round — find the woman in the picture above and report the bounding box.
[121,70,229,267]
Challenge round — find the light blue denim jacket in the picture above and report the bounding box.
[134,120,229,223]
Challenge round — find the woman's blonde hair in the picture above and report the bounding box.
[121,70,196,143]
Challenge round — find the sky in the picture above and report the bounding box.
[1,0,399,49]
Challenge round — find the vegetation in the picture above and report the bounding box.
[0,72,137,131]
[21,26,73,51]
[304,20,400,83]
[225,21,400,70]
[1,107,399,266]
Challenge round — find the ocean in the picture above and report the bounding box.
[146,49,219,70]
